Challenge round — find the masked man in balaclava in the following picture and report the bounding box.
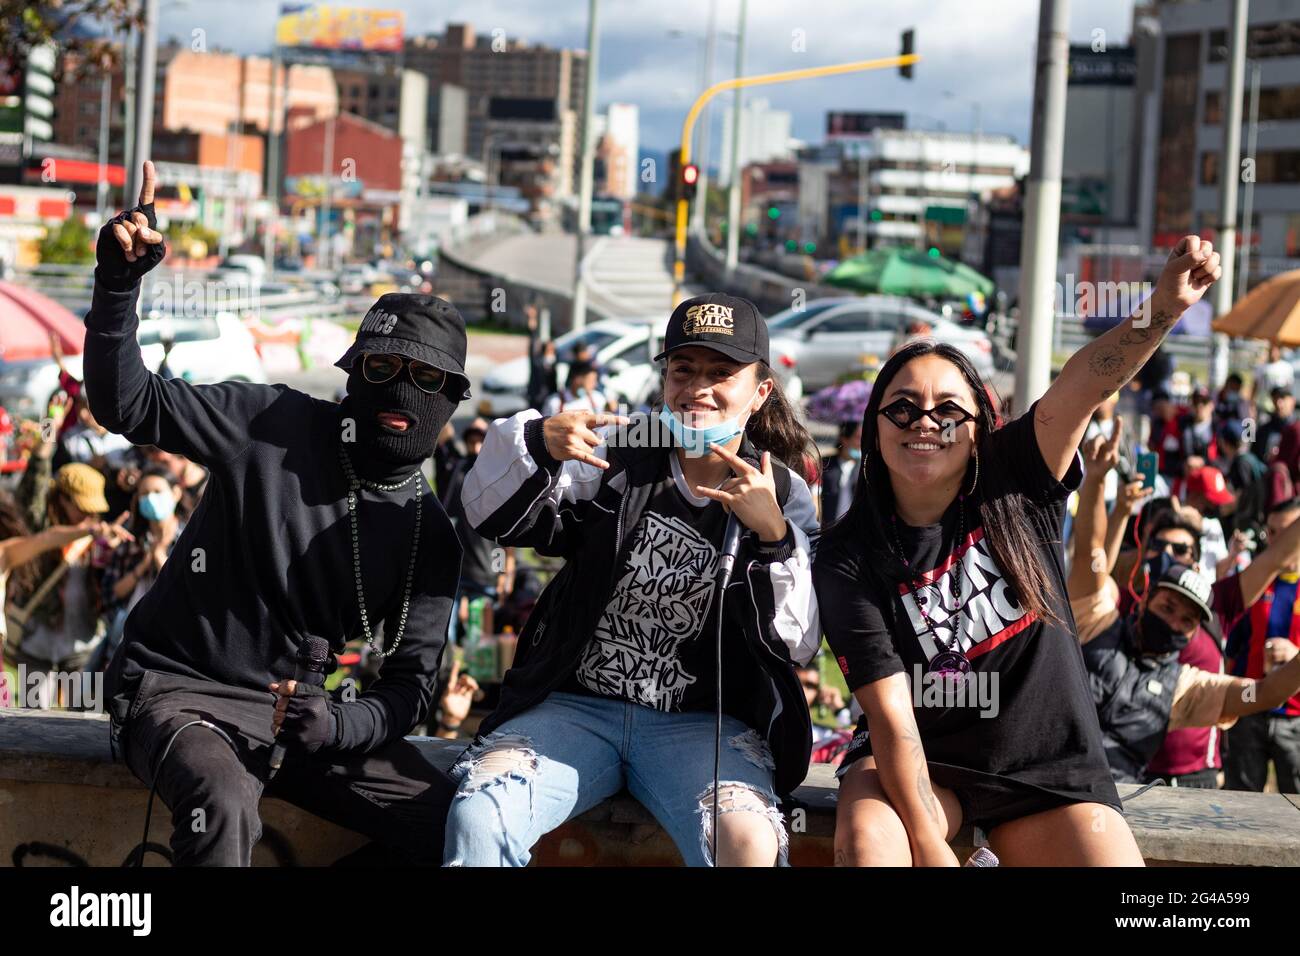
[84,163,467,866]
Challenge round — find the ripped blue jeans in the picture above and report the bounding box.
[442,691,787,867]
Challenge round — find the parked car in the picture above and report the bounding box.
[479,317,802,418]
[338,263,387,296]
[218,254,267,281]
[0,308,266,423]
[766,296,995,390]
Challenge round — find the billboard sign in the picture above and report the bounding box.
[274,5,404,53]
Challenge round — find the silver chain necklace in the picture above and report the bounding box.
[338,444,423,657]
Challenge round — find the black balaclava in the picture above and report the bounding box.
[333,293,470,482]
[343,365,456,476]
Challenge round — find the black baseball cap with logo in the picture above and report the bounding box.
[1155,563,1214,622]
[334,293,472,399]
[653,292,769,366]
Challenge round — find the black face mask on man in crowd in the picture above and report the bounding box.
[1135,608,1191,657]
[333,293,472,474]
[1132,561,1214,658]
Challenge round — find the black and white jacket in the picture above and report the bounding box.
[461,410,820,797]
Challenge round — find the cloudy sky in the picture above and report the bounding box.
[160,0,1141,159]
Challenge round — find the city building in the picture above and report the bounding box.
[431,83,467,156]
[1063,43,1140,245]
[594,102,639,200]
[283,111,404,261]
[1142,0,1300,283]
[797,128,1029,256]
[405,23,587,197]
[483,96,574,223]
[156,45,337,137]
[717,98,795,187]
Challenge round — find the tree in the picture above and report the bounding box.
[0,2,140,76]
[39,217,95,265]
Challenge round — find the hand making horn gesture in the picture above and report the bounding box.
[541,409,630,470]
[695,444,788,543]
[95,160,167,287]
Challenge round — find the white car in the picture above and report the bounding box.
[479,319,661,418]
[133,309,268,386]
[767,296,995,391]
[479,317,802,417]
[0,309,267,422]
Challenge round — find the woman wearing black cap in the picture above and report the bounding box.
[444,293,820,867]
[816,235,1222,866]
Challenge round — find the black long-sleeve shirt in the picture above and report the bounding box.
[84,280,460,751]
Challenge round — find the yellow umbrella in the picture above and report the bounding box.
[1212,269,1300,345]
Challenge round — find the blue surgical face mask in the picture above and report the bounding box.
[658,386,761,458]
[139,490,176,522]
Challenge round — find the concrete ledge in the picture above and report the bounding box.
[2,711,1298,866]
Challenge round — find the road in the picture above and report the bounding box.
[448,232,693,321]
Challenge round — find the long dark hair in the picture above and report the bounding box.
[747,362,817,479]
[828,340,1061,626]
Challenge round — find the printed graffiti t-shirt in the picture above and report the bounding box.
[565,454,728,712]
[815,408,1121,809]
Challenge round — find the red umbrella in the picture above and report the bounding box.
[0,281,85,362]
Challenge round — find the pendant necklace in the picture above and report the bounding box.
[890,496,972,680]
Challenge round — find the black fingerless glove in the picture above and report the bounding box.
[94,202,166,291]
[277,683,340,753]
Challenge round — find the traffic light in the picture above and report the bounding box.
[900,29,915,80]
[681,163,699,201]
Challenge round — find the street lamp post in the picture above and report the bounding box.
[671,50,921,304]
[691,0,719,235]
[1210,0,1249,389]
[723,0,748,276]
[126,0,159,204]
[1237,60,1261,302]
[1014,0,1071,410]
[571,0,601,332]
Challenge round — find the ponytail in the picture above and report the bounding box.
[747,363,817,480]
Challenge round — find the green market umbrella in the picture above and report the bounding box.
[825,247,994,299]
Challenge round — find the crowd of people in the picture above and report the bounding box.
[0,383,203,709]
[2,164,1296,869]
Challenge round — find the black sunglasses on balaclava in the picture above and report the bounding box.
[336,294,470,468]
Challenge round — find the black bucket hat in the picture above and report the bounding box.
[334,293,472,400]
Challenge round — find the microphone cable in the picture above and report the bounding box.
[133,719,236,867]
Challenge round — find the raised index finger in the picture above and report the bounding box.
[585,412,630,428]
[139,160,156,207]
[1107,416,1124,449]
[710,442,755,474]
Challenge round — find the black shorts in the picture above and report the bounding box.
[837,746,1121,833]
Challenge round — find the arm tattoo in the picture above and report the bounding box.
[899,711,942,830]
[1118,326,1153,346]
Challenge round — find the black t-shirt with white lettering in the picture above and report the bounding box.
[563,455,728,712]
[815,408,1120,810]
